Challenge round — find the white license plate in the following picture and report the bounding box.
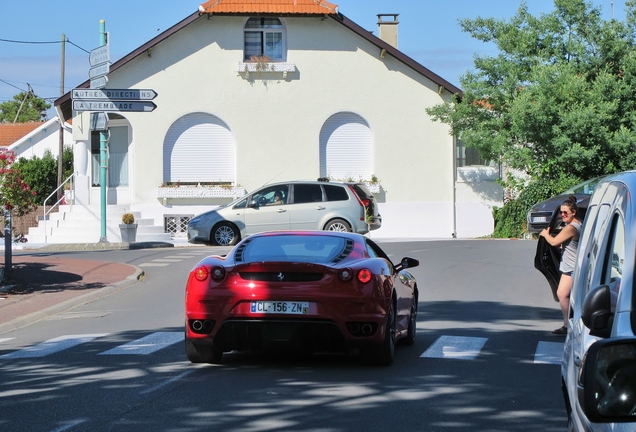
[250,301,309,315]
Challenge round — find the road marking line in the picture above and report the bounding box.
[150,259,183,262]
[0,334,108,358]
[48,419,88,432]
[534,341,564,364]
[138,263,171,267]
[0,338,15,344]
[98,332,184,355]
[420,335,488,360]
[140,369,196,395]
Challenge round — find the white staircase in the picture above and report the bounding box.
[27,204,173,244]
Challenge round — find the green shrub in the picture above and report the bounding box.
[12,147,73,205]
[491,176,583,238]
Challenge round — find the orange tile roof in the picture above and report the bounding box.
[199,0,338,15]
[0,122,44,148]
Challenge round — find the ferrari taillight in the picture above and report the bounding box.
[357,269,372,283]
[338,267,353,282]
[210,266,226,282]
[193,266,208,281]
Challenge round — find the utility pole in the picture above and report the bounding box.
[57,33,65,202]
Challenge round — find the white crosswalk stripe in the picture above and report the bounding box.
[138,262,171,267]
[534,341,564,365]
[98,332,184,355]
[0,334,108,358]
[0,331,564,363]
[420,335,488,360]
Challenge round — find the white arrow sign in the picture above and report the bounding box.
[90,76,108,90]
[89,45,110,67]
[72,100,157,112]
[72,89,158,100]
[89,63,110,80]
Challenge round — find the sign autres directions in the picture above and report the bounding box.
[72,89,158,101]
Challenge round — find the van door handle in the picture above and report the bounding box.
[315,206,326,210]
[277,209,287,213]
[574,355,581,367]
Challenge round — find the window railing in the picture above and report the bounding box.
[238,62,296,78]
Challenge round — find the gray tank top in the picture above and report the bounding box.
[560,220,583,273]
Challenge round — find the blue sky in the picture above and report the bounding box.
[0,0,626,115]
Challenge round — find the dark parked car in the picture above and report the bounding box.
[187,179,382,246]
[527,177,602,234]
[184,230,419,365]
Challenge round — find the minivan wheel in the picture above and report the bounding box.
[324,218,352,232]
[211,222,239,246]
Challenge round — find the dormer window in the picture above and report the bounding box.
[244,17,284,61]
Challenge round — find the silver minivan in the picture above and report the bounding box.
[557,170,636,430]
[187,180,382,246]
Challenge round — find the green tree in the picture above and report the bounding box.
[426,0,636,236]
[12,147,73,206]
[0,91,50,123]
[427,0,636,182]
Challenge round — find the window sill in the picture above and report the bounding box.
[238,62,296,78]
[157,186,247,199]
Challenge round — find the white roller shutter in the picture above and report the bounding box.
[163,113,235,183]
[319,112,373,180]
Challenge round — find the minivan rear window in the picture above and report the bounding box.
[352,184,373,199]
[324,184,348,201]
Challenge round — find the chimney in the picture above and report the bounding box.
[377,14,399,48]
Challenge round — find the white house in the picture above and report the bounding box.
[1,118,71,160]
[42,0,501,244]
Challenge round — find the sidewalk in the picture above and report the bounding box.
[0,239,195,333]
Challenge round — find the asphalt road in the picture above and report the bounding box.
[0,240,566,432]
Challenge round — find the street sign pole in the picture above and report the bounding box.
[99,19,108,242]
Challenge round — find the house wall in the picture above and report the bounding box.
[9,119,71,160]
[72,15,500,239]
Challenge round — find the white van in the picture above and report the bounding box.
[559,171,636,430]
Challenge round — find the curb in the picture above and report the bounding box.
[0,266,145,334]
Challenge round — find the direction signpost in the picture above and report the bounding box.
[71,20,158,242]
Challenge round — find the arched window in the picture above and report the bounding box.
[244,17,284,61]
[163,113,236,184]
[319,112,373,181]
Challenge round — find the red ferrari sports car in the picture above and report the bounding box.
[184,231,419,365]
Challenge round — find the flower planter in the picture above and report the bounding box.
[119,224,138,243]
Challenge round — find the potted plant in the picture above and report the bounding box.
[119,212,137,243]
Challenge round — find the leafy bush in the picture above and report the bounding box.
[12,147,73,205]
[492,176,583,238]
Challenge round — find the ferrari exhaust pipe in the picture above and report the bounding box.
[361,324,373,335]
[348,323,360,334]
[192,320,204,331]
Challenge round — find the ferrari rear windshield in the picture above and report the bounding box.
[240,235,348,263]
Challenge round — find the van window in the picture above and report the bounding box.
[601,214,625,312]
[579,204,611,298]
[293,184,323,203]
[324,184,348,201]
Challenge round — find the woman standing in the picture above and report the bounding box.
[539,195,583,335]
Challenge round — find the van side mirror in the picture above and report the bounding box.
[581,285,613,338]
[248,200,259,208]
[580,338,636,423]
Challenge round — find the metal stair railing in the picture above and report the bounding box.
[42,173,75,244]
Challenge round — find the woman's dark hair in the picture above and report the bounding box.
[562,195,579,214]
